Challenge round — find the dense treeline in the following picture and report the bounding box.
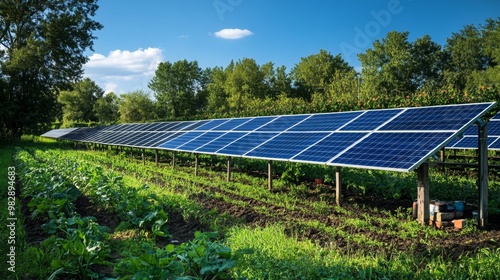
[58,17,499,127]
[1,10,499,136]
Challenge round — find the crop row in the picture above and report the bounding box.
[15,148,248,279]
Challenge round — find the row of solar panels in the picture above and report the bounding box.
[447,118,500,150]
[42,102,496,172]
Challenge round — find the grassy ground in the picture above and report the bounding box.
[6,140,500,279]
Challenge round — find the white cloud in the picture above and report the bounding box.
[214,28,253,39]
[84,48,163,94]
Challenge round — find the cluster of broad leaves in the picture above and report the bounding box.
[116,231,253,280]
[15,148,111,279]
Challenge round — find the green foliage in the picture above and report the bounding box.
[59,78,104,125]
[0,0,102,140]
[94,92,120,124]
[116,231,252,279]
[118,90,157,123]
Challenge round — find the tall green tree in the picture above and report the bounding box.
[58,78,104,125]
[358,31,442,97]
[0,0,102,140]
[118,90,155,123]
[94,92,119,124]
[443,17,500,92]
[206,66,230,115]
[149,60,202,119]
[291,49,352,100]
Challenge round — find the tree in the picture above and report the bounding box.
[443,18,500,92]
[118,90,156,123]
[291,49,352,100]
[206,66,230,115]
[58,78,104,125]
[225,58,269,115]
[0,0,102,140]
[149,60,202,119]
[358,31,442,97]
[94,92,119,124]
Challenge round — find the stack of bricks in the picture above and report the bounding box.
[429,203,466,229]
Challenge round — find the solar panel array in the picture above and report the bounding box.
[446,114,500,150]
[42,102,495,172]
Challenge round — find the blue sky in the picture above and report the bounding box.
[83,0,500,94]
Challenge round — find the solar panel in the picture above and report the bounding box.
[232,116,276,131]
[159,131,205,149]
[45,102,495,172]
[245,132,329,160]
[41,128,80,138]
[211,118,253,131]
[217,133,278,156]
[445,115,500,150]
[290,111,363,131]
[256,115,309,131]
[293,132,368,163]
[194,132,247,153]
[379,104,489,131]
[330,132,454,171]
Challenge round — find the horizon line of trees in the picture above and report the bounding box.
[59,17,500,126]
[1,3,498,140]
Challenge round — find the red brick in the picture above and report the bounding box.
[453,219,466,229]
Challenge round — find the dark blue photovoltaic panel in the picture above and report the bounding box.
[290,112,362,131]
[176,132,226,151]
[217,133,278,156]
[331,132,454,170]
[256,115,309,131]
[194,119,229,131]
[135,132,162,147]
[379,103,492,131]
[159,131,205,149]
[446,136,461,148]
[211,118,253,131]
[140,132,174,147]
[492,113,500,120]
[246,132,328,159]
[41,128,80,138]
[233,116,276,131]
[181,121,206,130]
[450,136,497,149]
[462,125,477,136]
[341,109,403,131]
[293,133,368,163]
[488,121,500,135]
[195,132,247,153]
[488,138,500,149]
[150,132,186,147]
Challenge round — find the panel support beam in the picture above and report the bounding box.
[130,148,133,161]
[172,151,176,168]
[155,149,159,167]
[142,148,146,165]
[268,160,273,191]
[227,156,232,182]
[417,163,430,225]
[478,121,488,229]
[336,166,342,206]
[194,153,199,176]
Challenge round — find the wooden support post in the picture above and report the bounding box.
[130,148,133,161]
[172,151,176,168]
[336,166,342,206]
[227,156,232,182]
[142,148,146,165]
[478,122,488,228]
[155,149,158,167]
[417,163,430,225]
[268,160,273,191]
[440,148,445,174]
[194,153,199,176]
